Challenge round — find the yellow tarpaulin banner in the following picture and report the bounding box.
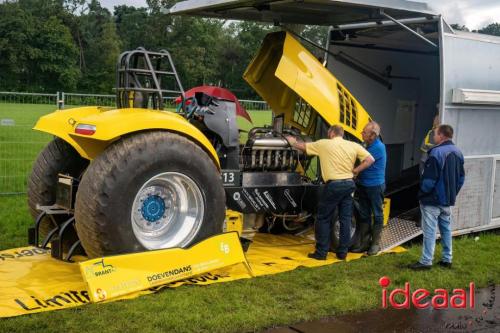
[80,232,253,302]
[0,233,405,318]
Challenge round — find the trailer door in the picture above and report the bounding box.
[440,19,500,156]
[440,17,500,232]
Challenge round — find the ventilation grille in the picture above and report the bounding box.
[337,83,358,130]
[293,97,312,128]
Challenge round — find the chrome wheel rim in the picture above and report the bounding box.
[333,216,357,240]
[131,172,204,250]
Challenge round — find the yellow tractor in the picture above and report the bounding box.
[28,31,372,260]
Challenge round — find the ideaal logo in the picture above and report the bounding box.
[85,259,116,278]
[380,276,475,309]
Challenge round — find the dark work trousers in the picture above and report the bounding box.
[357,184,385,227]
[315,179,356,256]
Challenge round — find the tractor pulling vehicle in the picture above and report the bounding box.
[27,31,389,261]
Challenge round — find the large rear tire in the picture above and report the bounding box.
[74,131,225,258]
[329,202,359,252]
[27,138,88,241]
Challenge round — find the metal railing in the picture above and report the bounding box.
[64,93,116,107]
[62,95,270,111]
[0,91,271,111]
[0,91,58,105]
[239,99,270,111]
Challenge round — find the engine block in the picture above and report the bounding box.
[242,127,309,171]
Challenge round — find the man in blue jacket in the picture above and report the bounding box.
[410,124,465,270]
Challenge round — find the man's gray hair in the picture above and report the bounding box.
[367,121,381,136]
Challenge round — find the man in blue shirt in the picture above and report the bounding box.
[351,121,387,255]
[410,124,465,270]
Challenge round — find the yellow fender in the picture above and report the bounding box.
[34,107,220,167]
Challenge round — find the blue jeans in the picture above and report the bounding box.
[357,184,385,227]
[315,180,355,256]
[419,204,453,265]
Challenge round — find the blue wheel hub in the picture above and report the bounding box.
[141,195,166,222]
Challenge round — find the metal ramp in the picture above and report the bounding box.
[380,208,422,252]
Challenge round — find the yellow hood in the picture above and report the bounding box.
[243,31,370,140]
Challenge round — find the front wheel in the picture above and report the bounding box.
[74,131,225,258]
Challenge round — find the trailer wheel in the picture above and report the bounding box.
[74,131,225,258]
[329,203,359,252]
[27,138,88,243]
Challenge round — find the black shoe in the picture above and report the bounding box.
[350,223,371,253]
[438,260,452,269]
[367,246,380,256]
[367,224,383,256]
[336,252,347,260]
[408,262,432,270]
[308,252,326,260]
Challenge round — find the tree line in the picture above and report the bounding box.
[0,0,327,98]
[1,0,498,99]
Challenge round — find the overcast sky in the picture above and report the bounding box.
[427,0,500,29]
[100,0,500,30]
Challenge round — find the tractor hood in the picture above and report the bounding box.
[243,31,370,140]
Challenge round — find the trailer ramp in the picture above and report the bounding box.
[380,208,422,252]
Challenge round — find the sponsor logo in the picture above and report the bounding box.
[232,191,247,209]
[85,259,116,278]
[242,189,260,211]
[109,279,141,294]
[262,262,277,266]
[283,189,297,208]
[14,290,90,311]
[156,272,230,289]
[0,248,50,261]
[147,265,192,284]
[263,191,277,210]
[95,288,107,301]
[253,189,269,209]
[380,276,475,309]
[220,242,230,254]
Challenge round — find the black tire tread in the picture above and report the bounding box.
[75,131,225,258]
[27,138,88,237]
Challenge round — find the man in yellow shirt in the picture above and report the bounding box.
[287,125,374,260]
[420,114,440,173]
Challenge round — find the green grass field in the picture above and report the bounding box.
[1,103,500,332]
[0,104,54,193]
